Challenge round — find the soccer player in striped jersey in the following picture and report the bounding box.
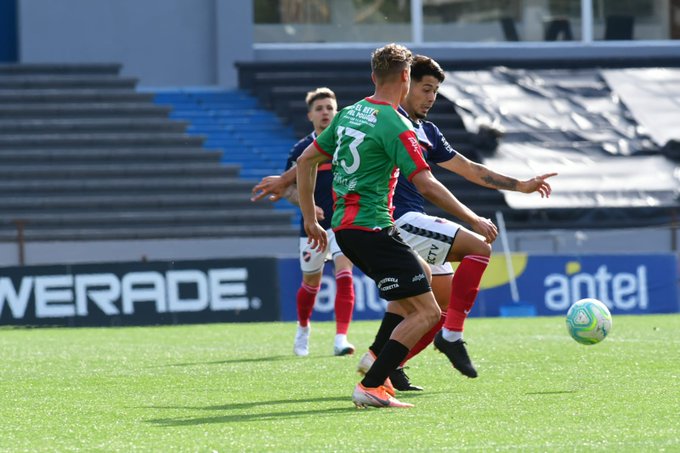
[280,88,356,357]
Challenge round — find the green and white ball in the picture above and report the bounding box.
[565,298,612,345]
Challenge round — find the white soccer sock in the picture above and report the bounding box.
[334,333,347,346]
[442,328,463,342]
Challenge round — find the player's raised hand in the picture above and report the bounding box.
[520,173,558,198]
[304,221,327,252]
[472,217,498,244]
[251,175,287,202]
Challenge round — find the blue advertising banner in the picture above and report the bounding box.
[0,258,279,326]
[473,253,679,317]
[277,254,679,321]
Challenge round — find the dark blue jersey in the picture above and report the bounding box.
[392,106,458,220]
[285,132,334,236]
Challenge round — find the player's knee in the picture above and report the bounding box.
[477,240,492,257]
[466,237,492,258]
[423,301,441,326]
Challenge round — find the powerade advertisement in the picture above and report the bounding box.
[277,254,679,321]
[0,258,279,326]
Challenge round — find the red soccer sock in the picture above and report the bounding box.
[296,281,320,327]
[334,269,355,334]
[401,313,446,366]
[444,255,490,332]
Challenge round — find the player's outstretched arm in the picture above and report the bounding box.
[297,144,330,251]
[437,154,557,198]
[250,166,298,202]
[412,169,498,243]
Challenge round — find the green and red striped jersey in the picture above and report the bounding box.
[313,97,430,231]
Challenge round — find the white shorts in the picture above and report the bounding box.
[298,228,343,273]
[395,211,459,276]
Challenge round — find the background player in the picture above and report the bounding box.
[280,87,356,357]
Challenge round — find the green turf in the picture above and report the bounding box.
[1,315,679,452]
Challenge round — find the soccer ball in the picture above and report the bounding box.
[565,298,612,345]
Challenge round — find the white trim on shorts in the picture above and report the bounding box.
[298,228,343,273]
[395,211,459,276]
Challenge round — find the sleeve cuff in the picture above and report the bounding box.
[313,140,332,157]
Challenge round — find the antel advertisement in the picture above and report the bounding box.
[277,254,679,321]
[0,258,279,326]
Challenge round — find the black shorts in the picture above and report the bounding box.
[335,226,431,301]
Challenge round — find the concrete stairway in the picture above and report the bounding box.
[0,63,297,242]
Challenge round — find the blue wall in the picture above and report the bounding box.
[0,0,17,62]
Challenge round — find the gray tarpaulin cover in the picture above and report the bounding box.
[601,68,680,147]
[439,68,679,209]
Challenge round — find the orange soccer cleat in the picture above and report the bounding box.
[352,383,414,408]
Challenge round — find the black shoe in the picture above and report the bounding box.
[433,331,478,378]
[389,367,423,391]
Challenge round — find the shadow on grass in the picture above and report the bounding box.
[154,355,331,368]
[525,390,576,395]
[143,396,360,426]
[143,389,452,427]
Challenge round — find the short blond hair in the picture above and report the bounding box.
[371,43,413,84]
[305,87,336,109]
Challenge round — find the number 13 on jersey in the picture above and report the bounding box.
[332,126,365,175]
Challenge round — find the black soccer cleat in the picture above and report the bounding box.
[389,367,423,391]
[433,331,478,378]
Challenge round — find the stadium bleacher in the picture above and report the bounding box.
[3,60,672,244]
[0,63,297,241]
[152,88,302,223]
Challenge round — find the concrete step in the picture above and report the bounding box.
[0,89,153,103]
[0,193,268,211]
[0,177,256,195]
[265,85,371,106]
[0,102,171,118]
[0,74,137,89]
[0,118,188,134]
[0,147,223,163]
[0,223,298,241]
[0,208,294,227]
[0,132,204,148]
[254,70,369,86]
[0,162,240,179]
[0,63,122,75]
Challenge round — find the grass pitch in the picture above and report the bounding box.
[1,315,679,452]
